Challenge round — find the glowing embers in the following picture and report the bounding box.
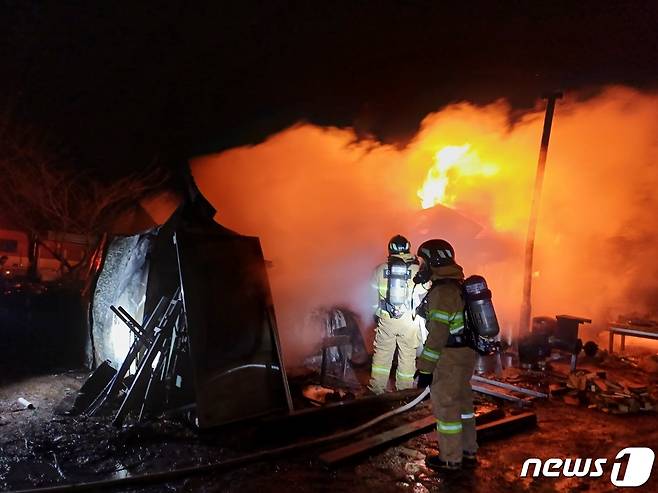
[417,144,499,210]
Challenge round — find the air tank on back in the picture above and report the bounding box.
[463,275,500,337]
[385,256,410,318]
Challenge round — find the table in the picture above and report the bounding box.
[607,322,658,353]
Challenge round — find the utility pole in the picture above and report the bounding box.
[518,91,563,339]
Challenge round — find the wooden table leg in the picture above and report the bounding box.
[620,334,626,352]
[609,331,614,353]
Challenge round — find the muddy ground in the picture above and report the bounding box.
[1,364,657,493]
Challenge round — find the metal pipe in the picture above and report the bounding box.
[110,306,146,341]
[518,91,563,338]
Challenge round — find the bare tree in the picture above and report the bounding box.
[0,125,170,278]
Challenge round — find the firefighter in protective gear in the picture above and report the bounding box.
[415,239,477,471]
[369,235,425,394]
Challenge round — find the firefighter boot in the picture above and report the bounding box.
[425,454,461,471]
[462,450,478,467]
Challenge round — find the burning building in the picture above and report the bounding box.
[191,86,658,359]
[2,87,658,492]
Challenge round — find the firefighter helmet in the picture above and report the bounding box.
[417,239,455,267]
[388,235,410,255]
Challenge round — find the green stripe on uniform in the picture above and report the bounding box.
[371,365,390,375]
[428,309,451,322]
[420,347,440,362]
[449,323,465,334]
[449,312,465,334]
[437,420,463,435]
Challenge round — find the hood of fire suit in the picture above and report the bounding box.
[429,263,464,281]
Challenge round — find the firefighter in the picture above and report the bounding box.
[414,239,478,471]
[369,235,425,394]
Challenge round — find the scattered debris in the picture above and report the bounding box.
[301,385,355,406]
[303,306,368,388]
[17,397,35,410]
[559,369,657,414]
[639,354,658,374]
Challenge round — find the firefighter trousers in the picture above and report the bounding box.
[369,314,419,393]
[430,346,477,463]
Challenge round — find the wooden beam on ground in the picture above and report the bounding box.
[472,375,547,398]
[472,384,529,403]
[319,409,537,467]
[475,411,537,441]
[319,408,534,467]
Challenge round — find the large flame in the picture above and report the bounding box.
[417,144,500,209]
[192,86,658,363]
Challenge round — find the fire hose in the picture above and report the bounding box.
[10,387,431,493]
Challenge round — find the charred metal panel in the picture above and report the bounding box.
[176,230,291,429]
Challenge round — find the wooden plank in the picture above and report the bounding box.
[472,375,547,398]
[475,411,537,440]
[318,415,435,465]
[472,384,527,403]
[318,408,528,467]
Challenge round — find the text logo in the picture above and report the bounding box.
[520,447,654,487]
[611,448,655,487]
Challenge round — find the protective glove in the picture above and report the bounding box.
[415,370,433,389]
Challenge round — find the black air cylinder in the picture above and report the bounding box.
[463,275,500,337]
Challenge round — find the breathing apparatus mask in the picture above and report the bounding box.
[413,262,431,285]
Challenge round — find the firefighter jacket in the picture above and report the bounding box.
[372,253,423,320]
[416,263,466,374]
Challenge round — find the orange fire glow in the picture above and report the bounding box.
[417,144,499,210]
[192,86,658,363]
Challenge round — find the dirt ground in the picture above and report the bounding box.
[1,366,657,493]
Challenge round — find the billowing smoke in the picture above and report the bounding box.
[191,86,658,363]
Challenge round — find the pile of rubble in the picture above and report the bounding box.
[551,362,658,414]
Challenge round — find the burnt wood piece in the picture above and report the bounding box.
[471,375,547,398]
[471,384,529,403]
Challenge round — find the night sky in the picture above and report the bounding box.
[2,0,658,177]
